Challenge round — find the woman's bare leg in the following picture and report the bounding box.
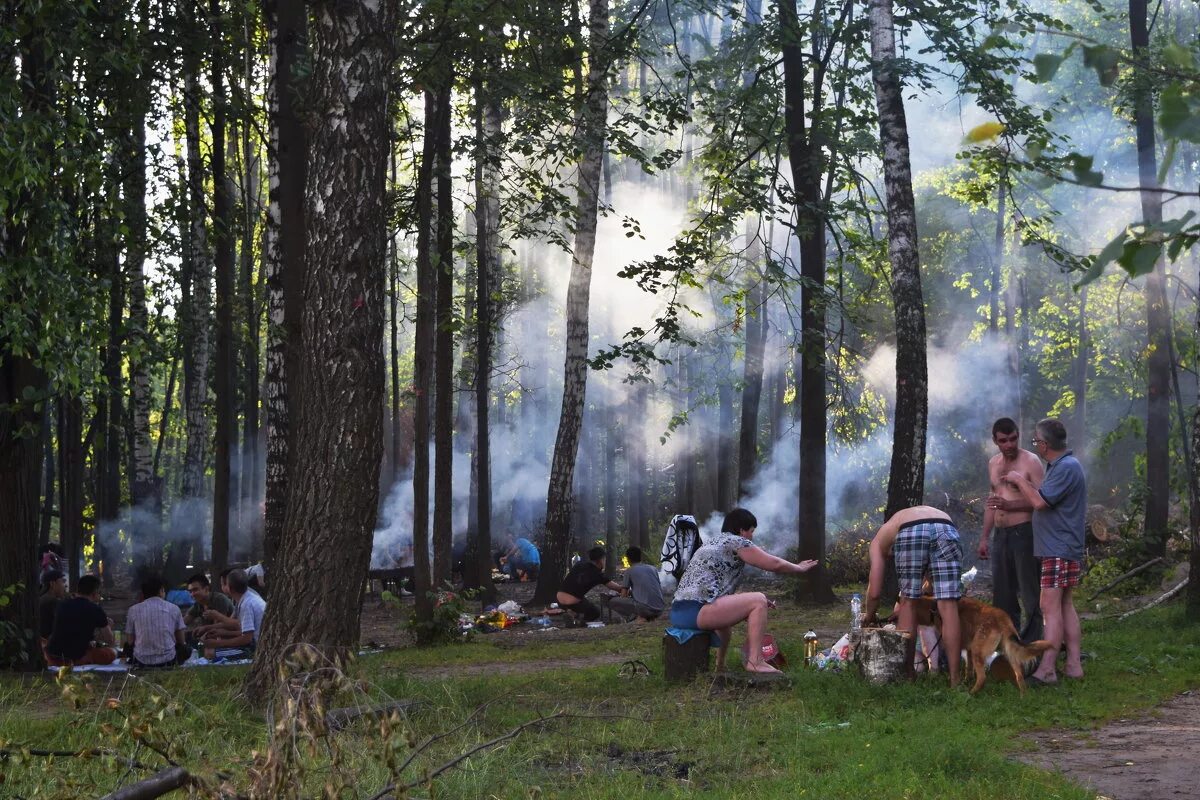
[697,592,777,673]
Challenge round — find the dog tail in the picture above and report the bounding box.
[1002,636,1053,669]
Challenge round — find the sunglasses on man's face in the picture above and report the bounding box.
[1031,438,1045,446]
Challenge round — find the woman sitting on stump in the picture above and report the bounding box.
[668,508,819,674]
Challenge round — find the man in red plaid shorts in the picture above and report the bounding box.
[1005,418,1086,685]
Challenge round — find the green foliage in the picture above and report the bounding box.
[390,585,479,646]
[823,532,872,587]
[0,584,32,669]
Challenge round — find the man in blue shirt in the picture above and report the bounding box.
[502,537,540,581]
[1004,418,1086,685]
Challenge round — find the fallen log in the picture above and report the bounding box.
[1087,556,1164,601]
[1117,577,1190,620]
[98,766,192,800]
[326,700,422,731]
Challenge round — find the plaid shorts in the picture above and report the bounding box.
[1040,557,1081,589]
[894,521,962,600]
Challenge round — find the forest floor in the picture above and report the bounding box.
[4,581,1200,799]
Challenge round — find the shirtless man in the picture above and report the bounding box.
[980,417,1045,642]
[863,505,963,687]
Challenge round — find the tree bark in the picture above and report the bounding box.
[533,0,610,605]
[717,375,735,510]
[245,0,394,704]
[474,71,502,603]
[210,0,236,573]
[433,78,455,587]
[239,12,263,559]
[58,396,85,583]
[870,0,928,520]
[412,86,442,627]
[781,0,835,602]
[177,0,213,577]
[738,271,766,496]
[1073,284,1088,453]
[1130,0,1170,558]
[262,0,307,574]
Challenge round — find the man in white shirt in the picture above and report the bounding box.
[201,568,267,661]
[126,576,189,668]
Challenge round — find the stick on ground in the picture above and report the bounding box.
[1118,577,1190,620]
[97,766,192,800]
[1087,556,1164,601]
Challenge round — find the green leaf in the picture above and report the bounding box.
[1157,139,1177,186]
[1082,44,1120,86]
[1159,83,1200,143]
[1117,239,1161,277]
[1068,153,1104,186]
[1163,41,1194,70]
[1032,53,1064,83]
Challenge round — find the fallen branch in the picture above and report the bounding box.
[0,747,150,771]
[97,766,192,800]
[1087,556,1164,601]
[1118,577,1190,620]
[367,710,569,800]
[326,699,422,731]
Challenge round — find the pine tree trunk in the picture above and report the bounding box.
[433,80,455,587]
[717,377,735,509]
[870,0,928,520]
[178,8,212,574]
[99,197,125,587]
[245,0,394,704]
[534,0,610,605]
[58,396,85,584]
[412,87,441,627]
[781,0,835,602]
[1130,0,1170,558]
[474,76,502,603]
[389,148,403,483]
[240,28,262,558]
[210,0,235,573]
[738,271,765,496]
[40,409,54,547]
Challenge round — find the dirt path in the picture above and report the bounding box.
[1018,690,1200,799]
[407,652,632,680]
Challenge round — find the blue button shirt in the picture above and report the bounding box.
[1034,451,1087,562]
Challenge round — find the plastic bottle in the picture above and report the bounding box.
[850,593,862,631]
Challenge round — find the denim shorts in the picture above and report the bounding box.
[669,600,705,629]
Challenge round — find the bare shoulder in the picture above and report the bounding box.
[1018,449,1044,473]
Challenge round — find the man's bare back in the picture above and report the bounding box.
[988,449,1043,527]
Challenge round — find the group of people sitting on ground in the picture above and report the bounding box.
[36,567,268,669]
[556,546,665,623]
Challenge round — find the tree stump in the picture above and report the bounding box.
[851,628,911,684]
[663,632,711,682]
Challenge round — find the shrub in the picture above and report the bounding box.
[0,583,32,668]
[388,584,478,646]
[825,532,871,587]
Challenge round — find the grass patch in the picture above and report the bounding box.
[2,601,1198,799]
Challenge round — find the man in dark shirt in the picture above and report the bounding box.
[184,572,236,646]
[555,547,624,622]
[46,574,117,666]
[38,569,68,657]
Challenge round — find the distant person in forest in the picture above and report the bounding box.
[1002,418,1087,685]
[45,574,117,667]
[125,575,189,668]
[862,505,963,687]
[610,546,665,622]
[184,572,235,646]
[199,569,267,661]
[38,569,68,658]
[980,417,1045,642]
[500,536,540,581]
[557,547,625,622]
[668,508,819,675]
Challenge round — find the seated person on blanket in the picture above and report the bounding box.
[184,571,235,646]
[46,574,117,667]
[609,546,665,622]
[199,568,266,660]
[38,569,68,660]
[125,575,191,668]
[862,505,963,687]
[668,508,818,675]
[556,547,624,622]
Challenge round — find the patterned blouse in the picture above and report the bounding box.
[673,531,756,604]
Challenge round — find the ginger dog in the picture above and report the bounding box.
[913,597,1052,695]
